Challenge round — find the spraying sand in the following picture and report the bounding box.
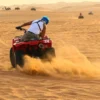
[20,45,100,78]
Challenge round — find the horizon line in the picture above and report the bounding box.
[0,1,100,7]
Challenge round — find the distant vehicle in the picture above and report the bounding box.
[78,13,84,19]
[31,8,36,11]
[4,7,11,10]
[88,11,93,15]
[15,7,20,10]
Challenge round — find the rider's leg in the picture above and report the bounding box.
[21,31,40,41]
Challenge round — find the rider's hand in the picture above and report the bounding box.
[16,26,22,30]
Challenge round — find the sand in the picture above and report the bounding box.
[0,2,100,100]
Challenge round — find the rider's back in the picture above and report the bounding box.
[28,20,44,34]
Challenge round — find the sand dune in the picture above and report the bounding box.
[0,2,100,99]
[1,2,100,11]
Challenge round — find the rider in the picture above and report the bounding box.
[16,16,50,41]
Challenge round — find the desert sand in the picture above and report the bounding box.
[0,2,100,100]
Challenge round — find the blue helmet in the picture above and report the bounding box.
[41,16,50,24]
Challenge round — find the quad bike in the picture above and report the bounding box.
[78,13,84,19]
[88,12,93,15]
[10,28,55,68]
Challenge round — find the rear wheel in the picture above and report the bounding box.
[43,47,55,61]
[16,50,24,67]
[10,48,17,68]
[10,48,24,68]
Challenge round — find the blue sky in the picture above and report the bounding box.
[0,0,100,6]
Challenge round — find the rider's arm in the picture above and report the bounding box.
[39,24,46,38]
[20,21,33,27]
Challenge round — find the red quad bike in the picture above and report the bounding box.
[10,28,55,68]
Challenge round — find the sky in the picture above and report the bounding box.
[0,0,100,6]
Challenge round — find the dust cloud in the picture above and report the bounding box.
[20,45,100,78]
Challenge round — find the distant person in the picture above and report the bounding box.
[16,16,50,41]
[78,13,84,19]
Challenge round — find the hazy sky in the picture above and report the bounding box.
[0,0,100,6]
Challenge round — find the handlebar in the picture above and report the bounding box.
[16,27,27,33]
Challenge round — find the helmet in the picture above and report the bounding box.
[41,16,50,24]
